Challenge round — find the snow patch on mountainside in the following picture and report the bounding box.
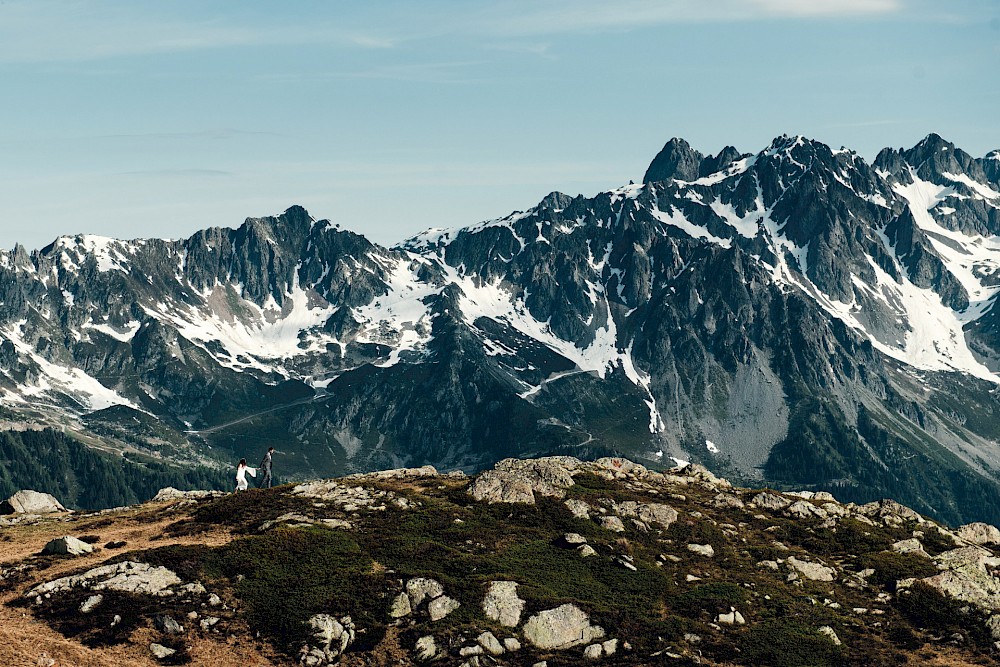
[1,320,140,411]
[353,255,436,367]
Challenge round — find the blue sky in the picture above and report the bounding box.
[1,0,997,250]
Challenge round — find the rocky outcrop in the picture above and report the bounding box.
[1,490,66,515]
[467,457,578,504]
[299,614,355,666]
[522,604,605,650]
[390,577,460,623]
[956,522,1000,546]
[26,561,182,600]
[151,487,225,502]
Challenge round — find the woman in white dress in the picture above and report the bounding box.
[235,458,256,491]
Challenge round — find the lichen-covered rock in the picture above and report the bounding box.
[818,626,842,646]
[856,499,925,526]
[389,592,412,618]
[892,538,929,558]
[414,635,438,661]
[406,578,445,607]
[688,543,715,558]
[151,487,224,502]
[600,516,626,532]
[564,499,592,520]
[785,500,828,520]
[0,490,66,515]
[956,522,1000,546]
[750,492,791,511]
[482,581,525,627]
[478,631,504,656]
[468,457,578,504]
[150,643,176,659]
[523,604,605,650]
[920,547,1000,610]
[42,536,93,556]
[712,493,745,509]
[299,614,355,666]
[428,595,460,621]
[615,501,678,529]
[787,556,836,582]
[27,561,181,599]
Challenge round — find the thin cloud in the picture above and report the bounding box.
[468,0,903,37]
[118,168,232,178]
[0,1,394,63]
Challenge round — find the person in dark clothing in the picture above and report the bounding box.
[259,447,275,488]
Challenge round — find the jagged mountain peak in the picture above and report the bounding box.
[643,137,704,183]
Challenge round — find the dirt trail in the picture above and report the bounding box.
[0,502,278,667]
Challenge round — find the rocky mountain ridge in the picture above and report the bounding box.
[4,456,1000,666]
[2,134,1000,526]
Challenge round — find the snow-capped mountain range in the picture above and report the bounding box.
[3,132,1000,525]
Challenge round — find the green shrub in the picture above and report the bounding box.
[859,552,937,591]
[674,581,747,617]
[206,527,383,651]
[740,619,844,667]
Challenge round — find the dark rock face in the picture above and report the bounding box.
[643,138,704,182]
[3,135,1000,525]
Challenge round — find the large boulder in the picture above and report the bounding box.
[523,604,605,650]
[956,522,1000,546]
[482,581,525,627]
[468,457,578,504]
[42,536,93,556]
[0,490,66,515]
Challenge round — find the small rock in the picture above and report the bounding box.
[79,594,103,613]
[149,643,176,659]
[600,516,626,532]
[478,631,504,656]
[414,635,438,661]
[503,637,521,651]
[460,645,484,657]
[892,538,929,558]
[578,544,598,558]
[389,592,412,618]
[563,532,588,546]
[154,614,184,634]
[712,493,745,509]
[602,638,618,655]
[716,608,746,625]
[200,617,219,631]
[406,578,445,607]
[787,556,836,582]
[42,536,93,556]
[687,543,715,558]
[818,626,842,646]
[564,499,592,520]
[583,643,603,659]
[428,595,460,621]
[207,593,222,606]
